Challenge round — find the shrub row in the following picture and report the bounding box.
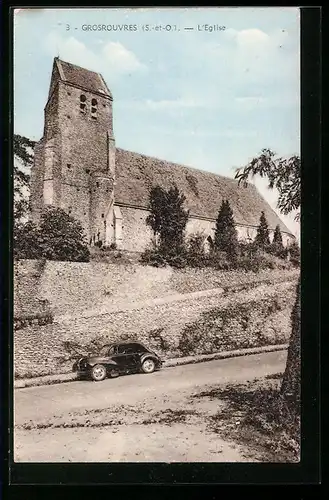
[141,245,296,272]
[14,312,54,331]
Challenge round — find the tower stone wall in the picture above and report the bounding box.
[30,58,116,245]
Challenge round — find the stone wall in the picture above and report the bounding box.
[118,206,154,252]
[14,278,297,378]
[13,259,299,379]
[117,206,295,253]
[14,259,299,320]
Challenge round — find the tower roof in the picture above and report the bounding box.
[55,58,112,98]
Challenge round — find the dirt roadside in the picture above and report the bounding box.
[14,351,288,462]
[15,389,255,462]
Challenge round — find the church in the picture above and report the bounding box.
[30,57,295,252]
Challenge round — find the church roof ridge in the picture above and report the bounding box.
[116,147,241,185]
[114,147,293,236]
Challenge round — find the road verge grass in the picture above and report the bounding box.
[192,373,300,462]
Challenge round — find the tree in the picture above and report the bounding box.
[281,278,300,406]
[254,211,271,251]
[271,224,285,258]
[235,148,300,220]
[146,184,189,258]
[13,134,35,224]
[288,240,301,266]
[273,224,283,246]
[145,186,168,241]
[38,207,90,262]
[214,200,238,261]
[234,148,301,402]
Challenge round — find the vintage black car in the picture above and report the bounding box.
[72,341,162,382]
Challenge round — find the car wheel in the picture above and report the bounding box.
[90,364,107,382]
[141,358,156,374]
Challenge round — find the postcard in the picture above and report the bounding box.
[13,7,302,467]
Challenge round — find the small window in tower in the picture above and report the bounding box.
[96,182,99,187]
[101,214,104,218]
[67,163,71,169]
[91,98,98,120]
[86,169,90,174]
[77,188,80,192]
[80,94,87,113]
[67,91,71,96]
[67,115,71,119]
[68,207,72,214]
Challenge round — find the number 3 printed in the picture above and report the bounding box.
[66,24,70,31]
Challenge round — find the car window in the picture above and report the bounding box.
[108,345,116,355]
[117,343,147,354]
[131,343,147,353]
[117,344,128,354]
[125,346,135,354]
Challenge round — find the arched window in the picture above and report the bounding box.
[80,94,86,112]
[91,98,98,120]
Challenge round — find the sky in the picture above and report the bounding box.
[13,7,300,237]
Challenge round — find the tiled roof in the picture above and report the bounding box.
[56,58,111,97]
[114,148,292,234]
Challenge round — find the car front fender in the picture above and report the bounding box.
[87,357,119,368]
[140,353,162,367]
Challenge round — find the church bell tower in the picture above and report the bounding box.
[30,57,116,246]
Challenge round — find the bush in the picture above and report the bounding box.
[269,242,288,260]
[207,250,231,270]
[236,250,291,272]
[140,248,167,267]
[185,233,208,268]
[38,207,90,262]
[14,207,90,262]
[141,240,189,269]
[14,221,41,259]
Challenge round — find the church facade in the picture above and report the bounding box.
[30,58,295,252]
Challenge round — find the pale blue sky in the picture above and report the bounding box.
[13,7,300,236]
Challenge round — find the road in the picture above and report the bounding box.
[14,350,287,463]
